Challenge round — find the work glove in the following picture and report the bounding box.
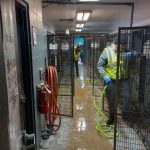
[125,52,132,56]
[104,76,112,85]
[124,51,137,57]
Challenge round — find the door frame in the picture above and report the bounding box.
[15,0,35,135]
[0,3,11,150]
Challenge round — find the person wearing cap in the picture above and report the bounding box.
[97,37,122,125]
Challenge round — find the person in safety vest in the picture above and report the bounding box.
[97,37,125,126]
[74,46,82,77]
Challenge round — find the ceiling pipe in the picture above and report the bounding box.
[130,3,134,27]
[43,0,133,6]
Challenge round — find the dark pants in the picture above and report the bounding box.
[75,61,79,76]
[106,81,116,117]
[120,79,130,118]
[106,79,129,118]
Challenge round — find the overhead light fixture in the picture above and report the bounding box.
[77,11,92,21]
[79,0,99,1]
[80,24,84,28]
[76,24,81,28]
[83,13,90,21]
[75,29,82,32]
[65,29,70,35]
[76,24,84,28]
[77,13,84,21]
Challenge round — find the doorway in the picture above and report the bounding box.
[15,0,35,147]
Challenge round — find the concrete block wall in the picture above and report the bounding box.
[25,0,53,148]
[31,28,48,148]
[25,0,43,29]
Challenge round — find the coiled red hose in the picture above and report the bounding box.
[47,66,61,132]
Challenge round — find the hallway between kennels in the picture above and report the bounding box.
[39,73,113,150]
[0,0,150,150]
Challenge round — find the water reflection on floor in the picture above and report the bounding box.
[79,63,84,89]
[40,68,113,150]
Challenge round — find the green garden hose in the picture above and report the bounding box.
[92,85,119,139]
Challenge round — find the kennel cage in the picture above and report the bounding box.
[114,26,150,150]
[48,35,74,117]
[86,35,114,96]
[86,36,94,81]
[92,36,106,97]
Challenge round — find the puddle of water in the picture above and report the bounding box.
[76,117,87,132]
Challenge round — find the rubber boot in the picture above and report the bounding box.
[107,115,114,126]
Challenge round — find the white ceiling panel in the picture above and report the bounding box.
[42,0,150,34]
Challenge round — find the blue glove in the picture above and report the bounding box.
[125,51,137,56]
[124,52,132,56]
[104,76,112,85]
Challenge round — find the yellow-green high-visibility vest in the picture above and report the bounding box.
[104,47,118,80]
[74,49,81,61]
[104,47,127,80]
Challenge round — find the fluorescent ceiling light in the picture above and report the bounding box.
[77,13,84,21]
[76,11,91,21]
[65,29,70,35]
[75,29,82,32]
[76,24,84,28]
[80,24,84,28]
[76,24,80,28]
[83,13,90,21]
[79,0,99,1]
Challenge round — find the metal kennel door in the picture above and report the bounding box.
[86,36,94,81]
[114,26,150,150]
[49,35,74,117]
[92,36,106,97]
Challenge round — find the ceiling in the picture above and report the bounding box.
[42,0,150,34]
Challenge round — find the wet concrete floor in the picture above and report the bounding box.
[40,78,113,150]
